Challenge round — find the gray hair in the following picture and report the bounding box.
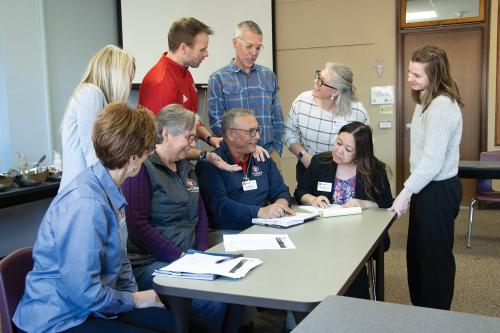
[234,21,262,38]
[325,62,358,116]
[156,104,196,144]
[221,108,254,135]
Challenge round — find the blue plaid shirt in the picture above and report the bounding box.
[208,61,284,154]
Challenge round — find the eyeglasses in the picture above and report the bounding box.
[230,127,261,137]
[315,70,336,90]
[237,38,264,53]
[184,133,199,144]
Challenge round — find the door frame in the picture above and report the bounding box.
[395,0,491,191]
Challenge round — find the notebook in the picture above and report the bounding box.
[252,212,319,228]
[298,204,362,217]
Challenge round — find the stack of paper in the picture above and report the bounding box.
[298,204,362,217]
[153,252,262,280]
[252,212,319,228]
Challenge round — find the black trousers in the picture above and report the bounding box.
[63,307,173,333]
[407,176,462,310]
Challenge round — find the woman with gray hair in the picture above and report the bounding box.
[284,62,369,183]
[121,104,243,332]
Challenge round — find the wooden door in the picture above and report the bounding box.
[402,29,483,204]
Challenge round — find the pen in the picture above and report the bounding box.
[215,254,243,264]
[276,237,286,248]
[229,259,247,273]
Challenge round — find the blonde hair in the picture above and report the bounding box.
[77,45,135,103]
[325,62,358,116]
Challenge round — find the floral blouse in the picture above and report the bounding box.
[333,176,356,205]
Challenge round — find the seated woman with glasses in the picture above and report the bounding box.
[284,62,370,184]
[295,121,393,299]
[121,104,243,333]
[14,103,174,333]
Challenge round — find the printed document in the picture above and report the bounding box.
[154,252,262,279]
[224,234,295,251]
[298,204,362,217]
[252,212,318,228]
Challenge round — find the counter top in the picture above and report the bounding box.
[0,181,60,209]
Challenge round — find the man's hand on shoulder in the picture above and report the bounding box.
[206,151,242,172]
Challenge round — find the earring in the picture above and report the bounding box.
[331,95,334,101]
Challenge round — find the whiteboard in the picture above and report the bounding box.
[119,0,274,85]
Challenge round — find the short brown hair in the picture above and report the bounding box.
[93,102,156,170]
[168,17,213,52]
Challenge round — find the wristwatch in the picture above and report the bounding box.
[297,150,306,160]
[199,151,208,161]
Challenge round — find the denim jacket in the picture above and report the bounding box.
[13,161,136,333]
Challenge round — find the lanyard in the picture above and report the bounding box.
[242,157,253,181]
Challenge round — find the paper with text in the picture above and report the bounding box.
[223,234,295,251]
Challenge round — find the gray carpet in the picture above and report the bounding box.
[385,207,500,317]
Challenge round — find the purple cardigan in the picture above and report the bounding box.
[121,164,208,263]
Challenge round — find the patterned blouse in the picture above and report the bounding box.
[333,176,356,205]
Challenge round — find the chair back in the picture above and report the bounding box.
[477,151,500,193]
[0,247,33,333]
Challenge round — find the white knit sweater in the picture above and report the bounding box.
[404,95,462,194]
[60,84,107,190]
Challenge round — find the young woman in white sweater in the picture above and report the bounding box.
[391,45,463,310]
[60,45,135,189]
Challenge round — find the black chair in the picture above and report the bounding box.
[467,151,500,247]
[0,247,33,333]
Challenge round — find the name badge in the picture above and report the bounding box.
[317,181,332,192]
[242,179,258,191]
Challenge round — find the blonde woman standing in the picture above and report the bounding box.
[60,45,135,189]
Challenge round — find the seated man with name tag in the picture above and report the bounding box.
[196,108,293,244]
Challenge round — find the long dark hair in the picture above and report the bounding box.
[319,121,389,201]
[410,45,464,112]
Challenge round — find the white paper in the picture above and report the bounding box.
[298,204,362,217]
[371,85,394,104]
[154,252,262,279]
[252,212,318,228]
[223,234,295,251]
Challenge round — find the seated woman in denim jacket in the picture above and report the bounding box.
[122,104,243,333]
[14,103,174,332]
[295,121,393,299]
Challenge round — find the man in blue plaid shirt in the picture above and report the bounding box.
[208,21,284,168]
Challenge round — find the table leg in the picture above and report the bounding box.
[159,294,192,333]
[375,242,385,301]
[292,310,308,324]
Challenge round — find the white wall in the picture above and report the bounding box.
[44,0,119,154]
[0,0,50,171]
[0,0,118,172]
[0,0,119,254]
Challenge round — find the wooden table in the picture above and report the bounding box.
[153,209,396,333]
